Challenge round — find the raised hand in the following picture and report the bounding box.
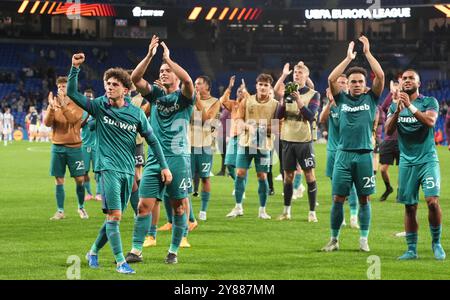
[148,35,159,57]
[326,88,335,106]
[347,41,357,60]
[358,35,370,54]
[72,53,85,68]
[228,75,236,90]
[240,78,246,90]
[48,92,55,109]
[399,92,411,108]
[282,63,292,77]
[154,79,167,94]
[160,41,170,60]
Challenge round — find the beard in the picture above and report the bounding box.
[403,86,417,95]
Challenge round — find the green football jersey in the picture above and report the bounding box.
[335,90,378,151]
[67,66,168,176]
[326,104,340,152]
[388,95,439,166]
[143,84,195,159]
[81,111,96,147]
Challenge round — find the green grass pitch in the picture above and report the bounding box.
[0,141,449,279]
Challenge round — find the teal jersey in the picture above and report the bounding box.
[335,90,378,151]
[326,104,340,152]
[388,95,439,166]
[81,111,96,147]
[143,84,195,158]
[67,66,168,175]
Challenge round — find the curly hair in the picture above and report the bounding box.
[103,68,132,89]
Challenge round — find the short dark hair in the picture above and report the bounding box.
[56,76,68,85]
[197,75,212,91]
[345,67,367,79]
[339,74,347,79]
[256,73,273,84]
[402,69,421,82]
[103,68,132,89]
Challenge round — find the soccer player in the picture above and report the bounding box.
[191,75,221,221]
[68,53,170,274]
[322,36,384,252]
[129,35,195,264]
[43,78,87,220]
[319,75,359,229]
[38,107,51,142]
[27,106,39,142]
[385,69,445,260]
[80,89,102,201]
[226,73,278,219]
[274,62,320,222]
[379,80,401,201]
[221,76,247,199]
[2,107,14,146]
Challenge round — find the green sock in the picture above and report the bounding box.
[129,190,139,215]
[76,184,85,209]
[169,213,187,254]
[200,191,210,212]
[95,173,103,195]
[227,165,236,180]
[132,214,151,252]
[406,232,418,252]
[331,201,344,238]
[164,195,172,224]
[293,173,302,190]
[358,202,371,238]
[56,184,65,212]
[189,197,195,222]
[84,181,92,195]
[148,224,157,238]
[258,178,269,207]
[106,220,125,264]
[234,176,246,204]
[348,184,358,216]
[430,225,442,245]
[91,221,108,254]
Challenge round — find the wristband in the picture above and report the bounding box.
[408,104,418,114]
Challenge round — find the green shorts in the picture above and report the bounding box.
[82,145,96,173]
[100,170,134,213]
[50,144,85,178]
[236,146,271,173]
[191,146,213,178]
[139,168,165,200]
[397,161,440,205]
[332,150,375,197]
[224,136,239,167]
[145,154,192,200]
[326,150,336,178]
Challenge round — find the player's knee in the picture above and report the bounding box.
[284,172,294,183]
[174,205,185,216]
[358,196,369,205]
[426,197,440,210]
[333,195,346,203]
[405,204,417,215]
[380,164,389,173]
[107,213,122,221]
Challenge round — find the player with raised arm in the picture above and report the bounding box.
[322,36,384,252]
[68,53,170,274]
[129,35,195,264]
[226,73,278,219]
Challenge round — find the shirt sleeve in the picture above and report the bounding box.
[425,97,439,113]
[142,84,164,104]
[67,66,99,116]
[387,102,397,118]
[138,110,168,170]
